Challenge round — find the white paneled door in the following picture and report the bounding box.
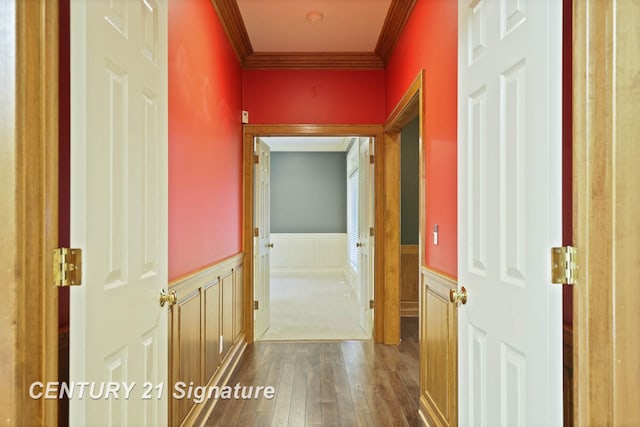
[70,0,168,425]
[458,0,562,426]
[254,138,272,339]
[358,138,374,336]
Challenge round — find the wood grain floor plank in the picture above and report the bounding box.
[321,401,339,426]
[206,318,420,427]
[269,343,296,427]
[305,345,323,426]
[287,349,309,427]
[334,391,358,427]
[341,344,376,427]
[320,345,338,404]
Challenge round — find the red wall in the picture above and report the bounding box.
[386,0,458,277]
[169,0,243,280]
[243,69,386,124]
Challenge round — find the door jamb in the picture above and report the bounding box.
[572,0,640,424]
[383,71,424,345]
[1,0,60,424]
[242,125,385,343]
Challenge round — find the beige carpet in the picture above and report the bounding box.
[258,273,370,341]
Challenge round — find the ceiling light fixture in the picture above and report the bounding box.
[306,10,324,23]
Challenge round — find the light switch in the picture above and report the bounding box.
[433,224,439,245]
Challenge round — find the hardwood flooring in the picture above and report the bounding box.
[206,318,421,427]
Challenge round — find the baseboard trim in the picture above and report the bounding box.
[193,336,248,426]
[419,395,442,427]
[419,395,434,426]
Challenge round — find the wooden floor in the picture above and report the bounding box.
[206,318,421,427]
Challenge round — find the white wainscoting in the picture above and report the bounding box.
[270,233,348,274]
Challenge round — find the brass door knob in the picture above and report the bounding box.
[267,243,274,248]
[356,242,363,247]
[160,289,177,307]
[449,286,467,306]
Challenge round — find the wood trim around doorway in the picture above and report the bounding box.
[383,71,424,345]
[572,0,640,425]
[242,125,385,343]
[0,0,60,424]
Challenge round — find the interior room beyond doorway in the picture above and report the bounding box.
[255,136,373,341]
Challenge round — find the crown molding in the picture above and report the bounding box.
[243,52,385,70]
[211,0,413,70]
[375,0,417,63]
[210,0,253,63]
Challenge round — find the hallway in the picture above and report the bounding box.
[206,318,420,427]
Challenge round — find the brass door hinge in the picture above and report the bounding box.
[254,227,259,237]
[369,227,374,237]
[551,246,577,285]
[254,300,259,310]
[53,248,82,287]
[369,154,375,164]
[254,154,259,165]
[369,299,374,309]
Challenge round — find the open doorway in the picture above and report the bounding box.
[399,115,420,323]
[242,125,388,345]
[252,136,375,341]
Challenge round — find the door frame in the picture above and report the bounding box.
[1,0,60,424]
[242,125,386,343]
[572,0,640,424]
[383,71,425,345]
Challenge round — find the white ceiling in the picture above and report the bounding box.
[263,136,355,152]
[236,0,392,52]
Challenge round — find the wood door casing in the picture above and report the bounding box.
[420,268,458,427]
[573,0,640,424]
[1,1,60,424]
[383,71,424,345]
[242,125,386,343]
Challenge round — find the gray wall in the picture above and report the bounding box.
[271,152,347,233]
[401,116,420,245]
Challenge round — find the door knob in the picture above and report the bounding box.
[159,289,177,307]
[267,243,274,248]
[356,242,363,247]
[449,286,467,306]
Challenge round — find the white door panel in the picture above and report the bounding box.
[458,0,562,425]
[358,138,374,336]
[254,138,271,339]
[70,0,168,425]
